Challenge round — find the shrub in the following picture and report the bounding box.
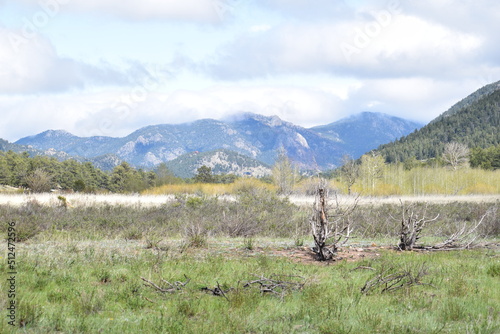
[186,196,204,208]
[24,168,53,193]
[486,263,500,277]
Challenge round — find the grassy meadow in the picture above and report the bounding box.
[1,240,499,333]
[1,187,499,333]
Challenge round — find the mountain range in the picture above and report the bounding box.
[13,112,423,175]
[4,80,499,177]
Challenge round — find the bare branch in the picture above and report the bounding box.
[201,282,232,301]
[431,212,488,250]
[361,263,433,294]
[398,202,439,251]
[351,266,376,272]
[243,273,305,297]
[141,275,190,293]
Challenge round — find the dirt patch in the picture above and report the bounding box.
[238,242,500,265]
[268,246,389,265]
[226,245,390,265]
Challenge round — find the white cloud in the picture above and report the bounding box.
[342,78,491,123]
[3,74,499,142]
[0,93,94,141]
[206,13,485,80]
[1,85,348,141]
[1,0,499,145]
[0,28,161,94]
[255,0,355,20]
[158,85,347,127]
[16,0,238,23]
[249,24,272,33]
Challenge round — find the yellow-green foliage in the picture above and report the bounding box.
[142,178,276,196]
[143,167,500,197]
[349,165,500,196]
[230,177,276,194]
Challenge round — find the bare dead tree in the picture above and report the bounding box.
[442,142,470,170]
[340,155,360,195]
[430,211,490,250]
[24,168,53,193]
[311,182,359,261]
[398,203,491,251]
[311,188,331,260]
[398,202,439,251]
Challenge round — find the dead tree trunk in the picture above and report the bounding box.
[311,188,333,261]
[398,203,439,251]
[311,186,358,261]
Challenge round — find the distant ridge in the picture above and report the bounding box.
[311,112,423,158]
[433,80,500,122]
[14,112,424,171]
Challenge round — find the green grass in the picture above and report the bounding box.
[1,238,499,333]
[1,196,498,333]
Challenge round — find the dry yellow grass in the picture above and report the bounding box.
[142,178,276,196]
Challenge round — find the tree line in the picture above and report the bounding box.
[1,139,498,194]
[0,151,183,193]
[333,142,500,196]
[0,147,297,194]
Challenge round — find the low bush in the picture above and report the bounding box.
[0,195,497,246]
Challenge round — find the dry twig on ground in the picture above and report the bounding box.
[141,275,190,293]
[200,282,232,301]
[243,273,305,297]
[361,263,433,294]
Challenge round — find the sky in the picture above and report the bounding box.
[1,0,499,142]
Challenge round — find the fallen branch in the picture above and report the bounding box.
[430,212,489,250]
[243,274,305,297]
[141,275,190,293]
[350,266,376,272]
[200,282,232,301]
[361,263,433,294]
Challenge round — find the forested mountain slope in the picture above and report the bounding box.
[377,88,500,162]
[433,80,500,121]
